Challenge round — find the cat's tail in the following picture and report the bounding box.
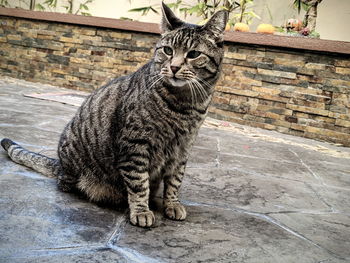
[1,138,61,178]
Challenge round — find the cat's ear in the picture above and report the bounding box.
[160,2,184,33]
[202,10,228,41]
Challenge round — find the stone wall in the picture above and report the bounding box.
[0,14,349,146]
[0,16,155,90]
[212,45,350,146]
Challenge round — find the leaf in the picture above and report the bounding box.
[150,7,159,14]
[80,4,89,11]
[167,0,182,10]
[301,2,309,11]
[35,3,45,11]
[246,11,260,19]
[128,6,151,12]
[128,6,158,15]
[120,17,133,21]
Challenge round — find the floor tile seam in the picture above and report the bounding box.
[289,149,326,185]
[218,152,301,165]
[0,244,108,260]
[185,165,323,185]
[182,199,346,260]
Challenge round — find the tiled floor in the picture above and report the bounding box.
[1,76,349,263]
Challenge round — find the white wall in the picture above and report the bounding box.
[7,0,350,42]
[89,0,350,42]
[317,0,350,42]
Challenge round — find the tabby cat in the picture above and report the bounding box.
[1,3,228,227]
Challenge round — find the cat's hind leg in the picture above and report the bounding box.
[57,170,79,193]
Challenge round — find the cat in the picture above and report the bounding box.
[1,3,228,227]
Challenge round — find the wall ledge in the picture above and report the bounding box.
[1,7,350,55]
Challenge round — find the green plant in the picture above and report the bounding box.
[127,0,260,27]
[230,0,259,25]
[1,0,93,16]
[293,0,323,31]
[1,0,33,9]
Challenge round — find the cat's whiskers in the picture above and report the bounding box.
[187,81,195,105]
[192,81,199,105]
[197,78,212,89]
[148,75,164,89]
[191,79,208,103]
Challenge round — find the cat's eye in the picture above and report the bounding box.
[187,50,201,59]
[163,46,173,56]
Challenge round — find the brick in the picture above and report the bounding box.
[212,94,230,105]
[274,58,305,68]
[325,79,350,88]
[290,123,307,132]
[252,110,282,120]
[288,98,326,109]
[328,112,350,121]
[76,49,91,55]
[46,54,69,65]
[334,59,350,67]
[65,75,79,81]
[59,37,83,44]
[208,107,244,121]
[252,86,281,95]
[329,105,348,114]
[51,68,67,75]
[335,119,350,128]
[285,116,298,123]
[37,34,54,40]
[94,61,114,69]
[79,35,102,42]
[72,28,96,36]
[70,57,92,64]
[7,34,22,41]
[97,30,132,40]
[225,52,247,60]
[256,105,291,115]
[305,63,326,70]
[37,29,58,36]
[257,68,296,79]
[265,51,305,61]
[304,126,350,141]
[335,67,350,75]
[216,87,259,97]
[286,104,329,116]
[258,94,289,103]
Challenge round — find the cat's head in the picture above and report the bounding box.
[154,2,228,92]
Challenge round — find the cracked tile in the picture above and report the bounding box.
[1,76,349,262]
[0,173,125,259]
[115,204,335,263]
[271,213,350,259]
[7,247,127,263]
[182,168,330,213]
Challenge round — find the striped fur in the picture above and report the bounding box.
[1,3,227,227]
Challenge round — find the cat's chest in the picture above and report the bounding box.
[148,116,203,175]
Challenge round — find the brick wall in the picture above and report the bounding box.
[0,15,349,146]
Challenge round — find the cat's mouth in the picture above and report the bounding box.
[166,77,188,88]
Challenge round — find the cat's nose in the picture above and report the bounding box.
[170,66,180,74]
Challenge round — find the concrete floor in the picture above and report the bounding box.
[0,76,349,263]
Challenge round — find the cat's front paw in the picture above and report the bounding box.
[130,210,155,227]
[164,202,187,221]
